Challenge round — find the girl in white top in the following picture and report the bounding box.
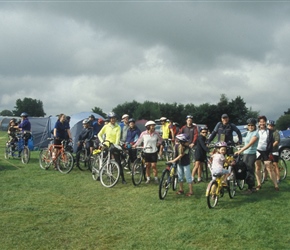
[211,142,232,179]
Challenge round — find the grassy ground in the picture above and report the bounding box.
[1,131,290,250]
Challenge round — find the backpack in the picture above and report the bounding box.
[233,155,247,180]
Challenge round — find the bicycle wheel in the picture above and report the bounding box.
[39,149,52,170]
[132,158,144,186]
[100,160,120,188]
[236,179,245,190]
[228,172,236,198]
[21,147,30,164]
[159,169,170,200]
[77,149,90,171]
[57,152,74,174]
[172,174,178,191]
[278,157,287,181]
[206,180,219,208]
[166,145,174,161]
[4,143,10,159]
[91,154,101,181]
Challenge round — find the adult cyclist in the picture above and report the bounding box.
[97,112,127,184]
[207,113,242,154]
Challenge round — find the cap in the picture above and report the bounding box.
[122,114,129,119]
[221,114,229,118]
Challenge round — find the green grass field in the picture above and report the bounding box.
[1,131,290,250]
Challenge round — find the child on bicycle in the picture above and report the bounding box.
[168,133,193,197]
[211,142,233,184]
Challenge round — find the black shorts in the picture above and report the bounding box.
[54,138,63,145]
[256,150,270,161]
[144,152,158,163]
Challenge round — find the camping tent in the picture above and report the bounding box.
[0,112,104,152]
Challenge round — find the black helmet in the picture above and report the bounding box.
[20,112,28,117]
[247,118,257,125]
[128,118,135,123]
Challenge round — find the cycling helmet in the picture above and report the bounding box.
[176,133,190,142]
[186,115,193,119]
[20,112,28,117]
[82,118,90,124]
[89,114,95,119]
[122,114,129,119]
[107,112,117,118]
[215,141,227,148]
[160,117,167,121]
[267,120,275,126]
[145,120,156,127]
[199,126,208,132]
[247,118,257,125]
[128,118,135,123]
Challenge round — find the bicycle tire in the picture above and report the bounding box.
[4,144,10,159]
[278,157,287,181]
[132,158,144,186]
[206,180,219,208]
[172,174,178,191]
[261,161,266,184]
[91,154,101,181]
[57,152,74,174]
[77,149,90,171]
[39,149,52,170]
[228,172,236,199]
[100,160,120,188]
[236,179,245,190]
[21,147,30,164]
[159,169,170,200]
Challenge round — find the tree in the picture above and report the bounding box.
[0,109,13,116]
[276,115,290,130]
[13,97,46,117]
[91,106,106,118]
[113,100,141,119]
[133,101,161,120]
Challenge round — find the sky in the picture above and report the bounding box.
[0,0,290,121]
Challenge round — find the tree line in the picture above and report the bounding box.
[1,95,290,131]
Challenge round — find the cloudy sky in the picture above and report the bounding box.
[0,1,290,120]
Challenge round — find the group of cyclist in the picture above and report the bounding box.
[7,112,32,157]
[7,111,282,196]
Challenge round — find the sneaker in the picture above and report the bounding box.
[122,180,127,184]
[124,166,129,170]
[154,178,159,184]
[145,179,150,184]
[275,187,279,191]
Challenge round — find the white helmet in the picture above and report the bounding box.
[145,120,156,127]
[160,117,167,121]
[122,114,129,119]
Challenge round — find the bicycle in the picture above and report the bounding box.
[261,156,287,183]
[39,138,74,174]
[205,167,236,209]
[4,133,30,164]
[76,141,92,171]
[120,142,131,171]
[161,139,174,161]
[158,162,178,200]
[131,147,147,186]
[98,140,121,188]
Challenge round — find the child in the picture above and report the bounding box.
[211,141,232,183]
[168,133,193,197]
[192,127,209,183]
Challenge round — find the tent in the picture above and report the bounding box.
[1,112,104,152]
